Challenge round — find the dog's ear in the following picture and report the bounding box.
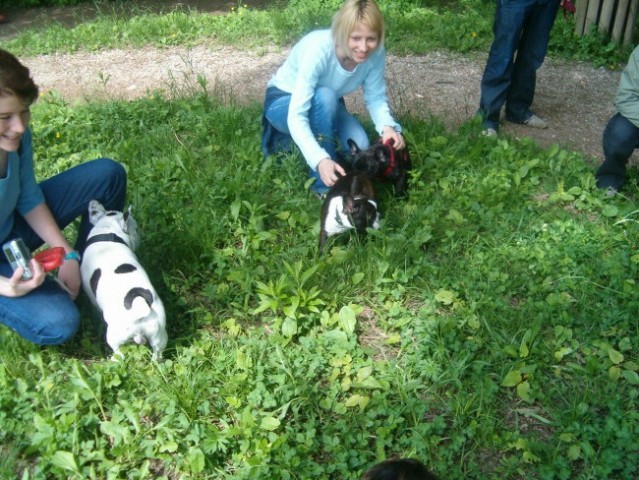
[347,139,361,155]
[122,206,138,236]
[119,208,140,251]
[122,208,130,234]
[377,145,391,165]
[88,199,106,225]
[343,195,355,214]
[123,205,133,222]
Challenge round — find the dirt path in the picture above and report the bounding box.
[0,2,621,163]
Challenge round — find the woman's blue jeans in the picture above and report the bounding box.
[596,113,639,190]
[479,0,559,130]
[0,158,127,345]
[264,86,369,194]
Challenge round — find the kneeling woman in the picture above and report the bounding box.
[0,49,127,346]
[262,0,405,196]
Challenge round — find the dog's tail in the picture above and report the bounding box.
[124,287,154,321]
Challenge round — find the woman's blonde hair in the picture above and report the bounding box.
[331,0,385,56]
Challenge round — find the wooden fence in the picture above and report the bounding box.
[574,0,639,45]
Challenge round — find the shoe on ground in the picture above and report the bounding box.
[596,174,624,193]
[312,190,327,201]
[604,187,618,198]
[482,128,497,137]
[523,114,548,129]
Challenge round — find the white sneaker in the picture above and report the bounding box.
[604,187,618,198]
[482,128,497,137]
[523,114,548,129]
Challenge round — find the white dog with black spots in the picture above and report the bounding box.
[80,200,167,360]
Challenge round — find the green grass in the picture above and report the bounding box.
[0,1,638,478]
[1,84,637,479]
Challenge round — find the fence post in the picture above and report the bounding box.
[612,0,630,43]
[623,0,639,45]
[599,0,615,34]
[574,0,638,45]
[585,0,602,33]
[575,0,589,35]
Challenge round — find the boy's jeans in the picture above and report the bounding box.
[0,158,126,345]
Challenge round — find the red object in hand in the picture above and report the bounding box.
[563,0,576,17]
[34,247,65,272]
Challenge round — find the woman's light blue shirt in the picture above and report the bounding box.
[267,29,401,169]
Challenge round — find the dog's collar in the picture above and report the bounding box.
[381,139,397,177]
[380,138,408,178]
[85,233,129,249]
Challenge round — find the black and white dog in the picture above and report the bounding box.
[319,171,380,253]
[80,200,167,361]
[348,138,412,198]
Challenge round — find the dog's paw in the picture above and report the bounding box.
[151,350,165,362]
[110,350,125,362]
[88,199,107,223]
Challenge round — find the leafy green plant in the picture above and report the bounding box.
[0,2,638,478]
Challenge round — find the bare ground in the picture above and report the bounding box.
[0,2,622,164]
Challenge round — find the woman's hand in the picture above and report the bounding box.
[381,126,406,150]
[57,255,81,300]
[0,259,46,298]
[317,158,346,187]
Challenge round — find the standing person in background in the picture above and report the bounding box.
[478,0,561,136]
[0,48,127,346]
[596,45,639,193]
[261,0,405,198]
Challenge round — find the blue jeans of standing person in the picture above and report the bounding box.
[0,158,127,345]
[478,0,560,131]
[596,113,639,190]
[262,86,370,194]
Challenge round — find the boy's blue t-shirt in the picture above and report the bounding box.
[0,128,46,242]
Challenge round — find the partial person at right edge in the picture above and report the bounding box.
[477,0,561,137]
[595,45,639,194]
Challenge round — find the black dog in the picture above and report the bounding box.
[362,458,440,480]
[348,138,412,198]
[318,171,380,253]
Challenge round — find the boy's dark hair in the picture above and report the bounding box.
[362,458,440,480]
[0,49,39,105]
